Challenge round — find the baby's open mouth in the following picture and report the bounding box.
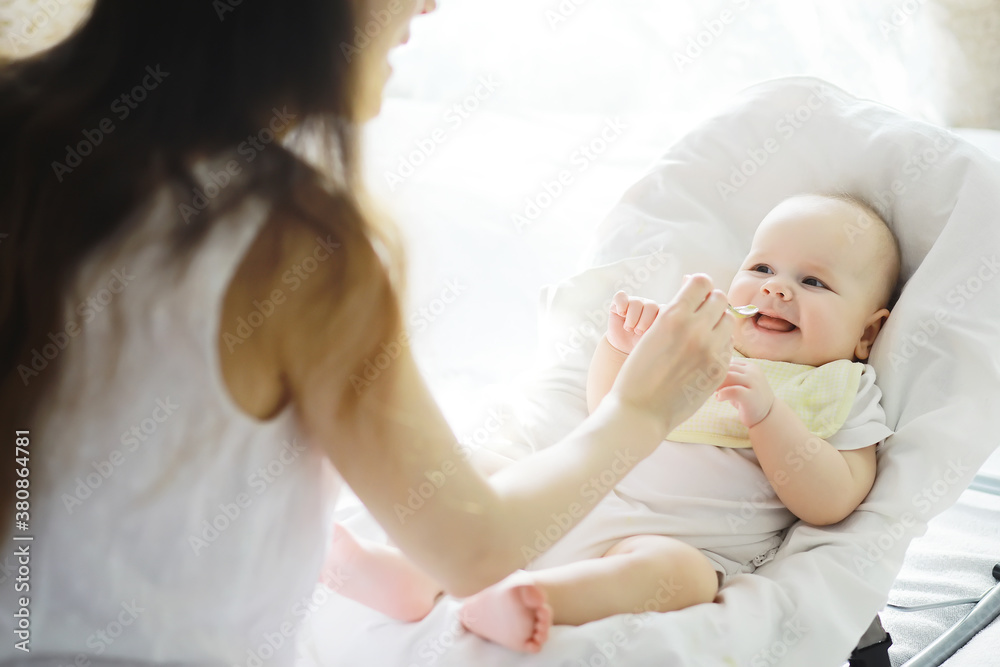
[753,313,797,333]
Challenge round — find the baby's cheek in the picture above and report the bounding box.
[804,319,847,361]
[726,281,750,304]
[735,319,765,348]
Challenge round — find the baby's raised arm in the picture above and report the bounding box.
[586,291,661,413]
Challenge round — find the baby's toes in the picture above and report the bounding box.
[534,602,553,647]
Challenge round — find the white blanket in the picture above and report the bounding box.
[298,78,1000,667]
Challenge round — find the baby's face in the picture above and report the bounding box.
[727,196,891,366]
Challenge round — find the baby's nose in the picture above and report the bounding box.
[761,279,791,299]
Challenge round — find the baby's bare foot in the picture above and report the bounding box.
[320,524,442,622]
[459,574,553,653]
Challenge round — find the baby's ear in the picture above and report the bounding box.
[855,308,890,360]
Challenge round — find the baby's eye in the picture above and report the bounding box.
[751,265,773,275]
[802,277,827,288]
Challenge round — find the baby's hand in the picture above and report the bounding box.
[715,358,774,427]
[607,291,660,354]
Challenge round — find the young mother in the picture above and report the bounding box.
[0,0,733,662]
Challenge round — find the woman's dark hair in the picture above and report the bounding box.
[0,1,406,536]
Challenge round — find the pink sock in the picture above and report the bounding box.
[319,524,443,622]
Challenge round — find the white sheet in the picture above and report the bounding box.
[297,78,1000,667]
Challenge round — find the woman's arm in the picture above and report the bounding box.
[468,446,521,476]
[269,206,733,596]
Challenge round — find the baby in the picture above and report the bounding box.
[322,193,900,653]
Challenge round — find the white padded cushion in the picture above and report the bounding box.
[506,76,1000,664]
[304,78,1000,667]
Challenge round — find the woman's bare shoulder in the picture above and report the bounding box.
[220,184,356,419]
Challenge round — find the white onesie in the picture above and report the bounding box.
[527,362,893,584]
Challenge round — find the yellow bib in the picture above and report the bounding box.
[666,352,863,448]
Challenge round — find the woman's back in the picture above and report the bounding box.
[0,164,332,663]
[0,4,393,657]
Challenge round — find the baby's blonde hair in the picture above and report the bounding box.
[822,192,901,310]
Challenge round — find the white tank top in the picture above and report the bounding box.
[1,171,337,664]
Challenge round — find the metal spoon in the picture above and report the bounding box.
[728,304,759,318]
